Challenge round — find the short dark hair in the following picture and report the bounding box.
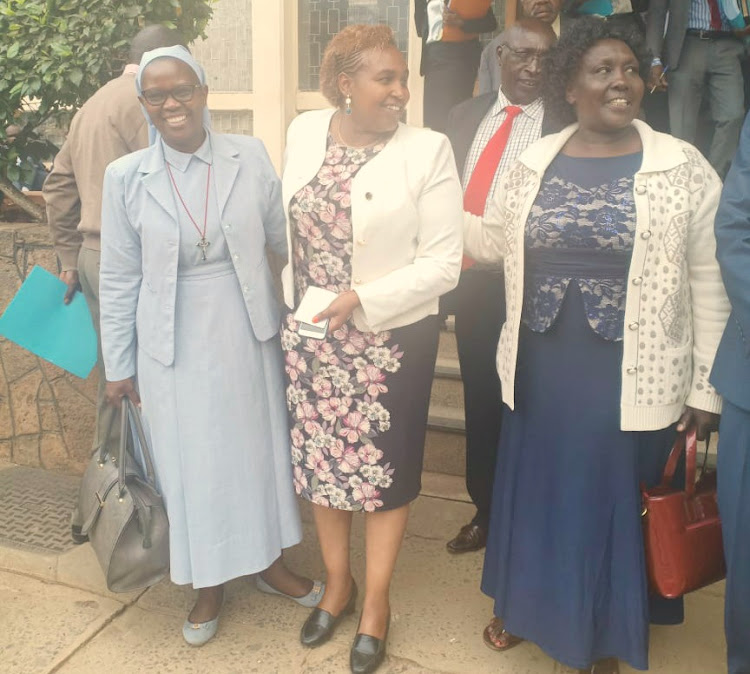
[129,25,186,65]
[542,17,652,129]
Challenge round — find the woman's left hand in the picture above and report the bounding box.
[676,406,720,441]
[313,290,361,334]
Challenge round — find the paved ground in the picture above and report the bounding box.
[0,462,727,673]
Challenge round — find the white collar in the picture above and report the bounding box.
[161,131,212,172]
[493,89,544,121]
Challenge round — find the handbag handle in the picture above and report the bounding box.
[659,428,698,497]
[117,398,159,496]
[95,403,118,465]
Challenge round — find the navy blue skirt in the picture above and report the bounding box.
[481,284,681,671]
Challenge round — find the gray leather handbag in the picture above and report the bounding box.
[71,399,169,592]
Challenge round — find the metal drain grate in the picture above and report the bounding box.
[0,466,81,554]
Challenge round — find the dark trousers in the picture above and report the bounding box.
[718,400,750,674]
[442,268,505,529]
[423,40,481,133]
[668,34,745,179]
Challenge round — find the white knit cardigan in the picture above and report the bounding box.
[464,119,730,431]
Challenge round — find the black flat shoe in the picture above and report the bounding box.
[349,612,390,674]
[300,581,357,648]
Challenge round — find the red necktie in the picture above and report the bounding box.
[462,105,522,270]
[707,0,723,30]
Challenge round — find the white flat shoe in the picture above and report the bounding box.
[255,576,325,608]
[182,596,224,646]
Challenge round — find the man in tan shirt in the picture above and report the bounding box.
[44,25,184,462]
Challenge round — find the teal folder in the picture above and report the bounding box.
[0,265,97,378]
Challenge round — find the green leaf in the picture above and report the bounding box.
[6,42,19,59]
[69,68,83,86]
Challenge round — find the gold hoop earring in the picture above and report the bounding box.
[345,95,352,115]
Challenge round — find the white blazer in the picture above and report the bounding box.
[281,109,464,333]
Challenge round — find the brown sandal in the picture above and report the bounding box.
[482,617,524,652]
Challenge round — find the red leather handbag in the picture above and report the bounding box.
[641,429,726,598]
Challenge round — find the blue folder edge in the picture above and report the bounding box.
[0,265,97,379]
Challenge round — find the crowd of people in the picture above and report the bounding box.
[34,3,750,674]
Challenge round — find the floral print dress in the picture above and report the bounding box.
[281,135,439,512]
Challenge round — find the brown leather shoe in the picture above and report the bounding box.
[446,523,487,553]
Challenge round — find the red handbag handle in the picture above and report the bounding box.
[659,428,698,497]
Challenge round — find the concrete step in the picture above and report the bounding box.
[430,357,464,408]
[437,324,458,361]
[427,321,466,477]
[434,355,461,379]
[424,404,466,477]
[420,470,470,502]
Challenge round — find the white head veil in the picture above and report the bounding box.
[136,45,212,145]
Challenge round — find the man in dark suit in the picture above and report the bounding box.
[415,0,498,132]
[647,0,746,177]
[711,111,750,674]
[478,0,562,94]
[443,18,557,553]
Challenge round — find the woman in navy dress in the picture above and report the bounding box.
[464,19,729,673]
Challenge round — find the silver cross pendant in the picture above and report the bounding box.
[196,237,210,261]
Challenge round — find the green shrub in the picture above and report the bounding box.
[0,0,214,218]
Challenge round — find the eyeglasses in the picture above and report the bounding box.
[501,46,548,65]
[140,84,202,106]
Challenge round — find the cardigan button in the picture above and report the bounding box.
[353,278,362,285]
[357,238,366,246]
[224,223,231,230]
[626,366,637,374]
[632,277,642,285]
[629,322,639,331]
[365,192,373,200]
[635,185,647,195]
[640,231,652,239]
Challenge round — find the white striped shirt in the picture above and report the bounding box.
[687,0,730,31]
[462,90,545,214]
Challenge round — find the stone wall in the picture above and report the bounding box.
[0,222,95,474]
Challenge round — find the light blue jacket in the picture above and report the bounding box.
[99,131,287,382]
[711,112,750,413]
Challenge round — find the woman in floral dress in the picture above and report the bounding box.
[280,24,463,674]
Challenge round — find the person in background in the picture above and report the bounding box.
[466,19,729,673]
[478,0,561,94]
[562,0,648,32]
[99,46,319,647]
[443,18,557,555]
[710,111,750,674]
[415,0,498,131]
[646,0,747,178]
[281,24,463,674]
[44,26,184,487]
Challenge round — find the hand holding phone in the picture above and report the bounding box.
[294,286,338,339]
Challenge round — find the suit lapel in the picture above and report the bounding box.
[454,94,497,180]
[209,132,240,219]
[138,144,177,224]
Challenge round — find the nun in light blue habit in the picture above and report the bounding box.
[99,45,323,646]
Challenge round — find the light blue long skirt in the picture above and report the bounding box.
[137,262,302,588]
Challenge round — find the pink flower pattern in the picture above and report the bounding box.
[282,135,405,511]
